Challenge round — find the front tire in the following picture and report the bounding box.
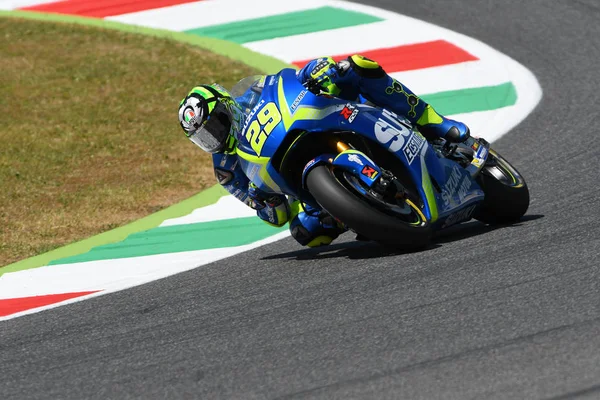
[475,149,530,224]
[306,165,432,249]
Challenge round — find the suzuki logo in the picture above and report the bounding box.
[374,119,412,153]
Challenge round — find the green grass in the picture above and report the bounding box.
[0,17,258,266]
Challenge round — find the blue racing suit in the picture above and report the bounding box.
[212,55,470,247]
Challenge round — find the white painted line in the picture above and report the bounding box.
[0,245,251,297]
[0,0,55,10]
[107,0,326,31]
[326,0,435,21]
[244,20,444,62]
[391,61,509,95]
[160,195,255,227]
[0,230,291,321]
[445,106,518,143]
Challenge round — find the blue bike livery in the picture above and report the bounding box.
[230,69,529,248]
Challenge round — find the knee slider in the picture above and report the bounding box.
[290,224,312,246]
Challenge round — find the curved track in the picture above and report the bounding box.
[2,1,600,398]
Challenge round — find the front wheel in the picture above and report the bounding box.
[475,149,530,224]
[306,165,432,249]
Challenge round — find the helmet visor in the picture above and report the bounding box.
[188,101,232,153]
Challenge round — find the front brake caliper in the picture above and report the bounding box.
[373,169,405,200]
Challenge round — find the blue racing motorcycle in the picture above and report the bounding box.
[230,69,529,248]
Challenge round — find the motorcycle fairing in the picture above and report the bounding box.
[235,68,484,225]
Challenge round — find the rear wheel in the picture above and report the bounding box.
[475,149,530,224]
[306,165,432,249]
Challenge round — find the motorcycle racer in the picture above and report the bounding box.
[178,55,471,248]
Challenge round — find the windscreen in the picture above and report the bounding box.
[230,75,265,113]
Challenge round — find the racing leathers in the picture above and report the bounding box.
[298,55,470,142]
[213,55,470,247]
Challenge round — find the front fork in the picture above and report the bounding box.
[302,139,432,226]
[301,139,384,190]
[301,139,427,223]
[302,138,415,204]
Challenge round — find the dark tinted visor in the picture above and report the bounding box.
[188,101,232,153]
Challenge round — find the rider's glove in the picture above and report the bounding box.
[304,57,344,95]
[248,182,283,210]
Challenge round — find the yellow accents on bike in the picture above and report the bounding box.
[416,104,444,126]
[245,102,282,156]
[350,54,380,69]
[420,157,438,223]
[405,198,427,225]
[236,147,270,164]
[333,149,367,164]
[489,149,524,188]
[278,79,294,130]
[278,78,341,130]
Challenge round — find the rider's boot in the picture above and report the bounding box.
[371,77,471,143]
[289,200,347,247]
[416,104,471,143]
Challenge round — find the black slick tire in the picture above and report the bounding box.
[475,151,530,224]
[306,165,432,249]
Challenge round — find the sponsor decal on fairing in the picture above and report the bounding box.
[402,132,426,165]
[340,103,359,123]
[242,99,266,134]
[291,90,308,111]
[441,165,472,206]
[347,154,364,165]
[361,165,379,179]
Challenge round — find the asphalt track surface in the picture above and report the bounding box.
[2,1,600,399]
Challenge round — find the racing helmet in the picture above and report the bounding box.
[178,84,240,153]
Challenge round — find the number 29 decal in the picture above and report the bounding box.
[245,102,282,156]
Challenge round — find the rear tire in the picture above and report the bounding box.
[306,165,432,249]
[475,149,530,224]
